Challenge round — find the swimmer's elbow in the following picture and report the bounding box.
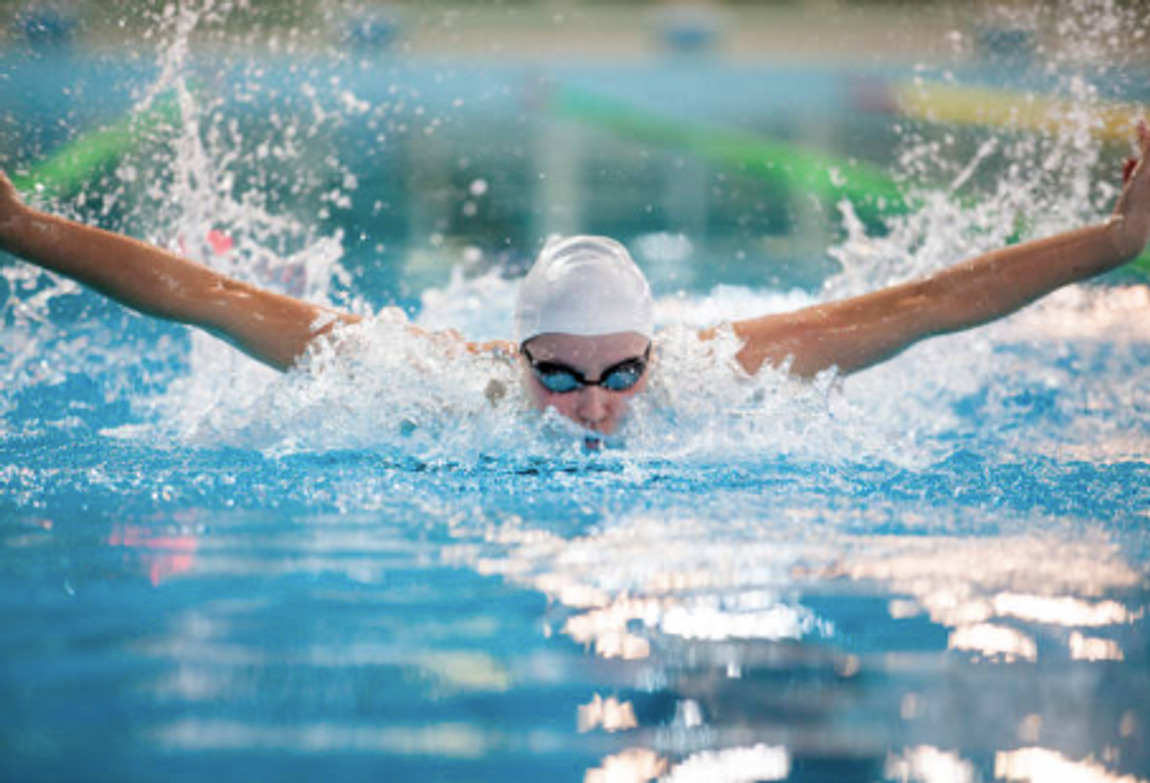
[896,279,952,338]
[191,283,335,372]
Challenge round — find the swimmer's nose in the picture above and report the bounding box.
[576,385,609,428]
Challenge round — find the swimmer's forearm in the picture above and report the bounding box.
[0,206,348,370]
[731,219,1134,379]
[2,206,225,321]
[920,217,1133,335]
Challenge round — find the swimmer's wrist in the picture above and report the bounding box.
[1104,213,1143,263]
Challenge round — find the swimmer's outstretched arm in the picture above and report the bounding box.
[722,121,1150,379]
[0,171,360,370]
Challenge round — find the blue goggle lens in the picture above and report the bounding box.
[600,363,644,392]
[536,369,584,394]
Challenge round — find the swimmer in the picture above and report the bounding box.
[1,121,1149,437]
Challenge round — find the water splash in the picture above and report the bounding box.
[159,309,532,458]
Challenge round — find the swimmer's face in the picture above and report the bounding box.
[520,332,652,436]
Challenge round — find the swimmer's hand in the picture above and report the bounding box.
[1111,119,1150,260]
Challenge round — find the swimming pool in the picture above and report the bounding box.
[3,3,1150,781]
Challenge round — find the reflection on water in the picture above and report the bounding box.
[459,514,829,662]
[586,748,666,783]
[458,516,1143,661]
[590,742,792,783]
[827,535,1142,661]
[1068,632,1123,663]
[579,695,638,734]
[156,720,493,757]
[2,452,1148,782]
[886,746,978,783]
[445,507,1148,782]
[108,522,199,586]
[995,747,1146,783]
[663,744,790,782]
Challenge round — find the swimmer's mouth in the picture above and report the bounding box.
[582,434,624,452]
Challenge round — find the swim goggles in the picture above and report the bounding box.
[521,343,651,394]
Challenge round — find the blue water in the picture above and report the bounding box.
[4,4,1150,781]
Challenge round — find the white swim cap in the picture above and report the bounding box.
[514,235,655,343]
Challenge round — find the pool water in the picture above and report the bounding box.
[3,2,1150,781]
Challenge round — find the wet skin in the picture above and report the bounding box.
[520,332,652,435]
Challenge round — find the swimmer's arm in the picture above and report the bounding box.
[721,121,1150,379]
[722,221,1130,377]
[0,172,359,371]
